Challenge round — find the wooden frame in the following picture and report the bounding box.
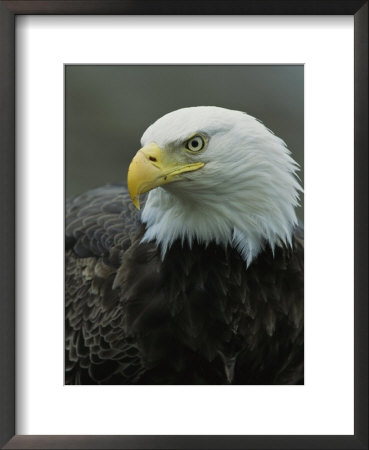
[0,1,367,448]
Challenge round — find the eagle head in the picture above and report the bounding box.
[127,106,301,266]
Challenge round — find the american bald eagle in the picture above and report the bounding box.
[66,106,303,385]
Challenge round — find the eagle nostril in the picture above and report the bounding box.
[149,156,157,162]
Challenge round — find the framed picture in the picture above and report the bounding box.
[0,1,367,449]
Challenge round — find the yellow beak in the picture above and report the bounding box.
[127,143,204,209]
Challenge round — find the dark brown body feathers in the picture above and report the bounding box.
[66,185,304,384]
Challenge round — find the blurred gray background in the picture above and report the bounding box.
[65,65,303,220]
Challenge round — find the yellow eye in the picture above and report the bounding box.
[185,135,205,152]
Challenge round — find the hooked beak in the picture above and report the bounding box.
[127,143,204,209]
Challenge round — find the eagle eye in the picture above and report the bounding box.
[185,135,205,152]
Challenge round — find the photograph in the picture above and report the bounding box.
[65,64,304,385]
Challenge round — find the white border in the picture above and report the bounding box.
[16,16,354,435]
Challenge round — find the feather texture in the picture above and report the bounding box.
[66,185,304,385]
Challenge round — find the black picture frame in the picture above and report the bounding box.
[0,1,367,449]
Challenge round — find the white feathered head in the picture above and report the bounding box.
[127,106,302,266]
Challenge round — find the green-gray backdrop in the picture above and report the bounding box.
[66,65,303,220]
